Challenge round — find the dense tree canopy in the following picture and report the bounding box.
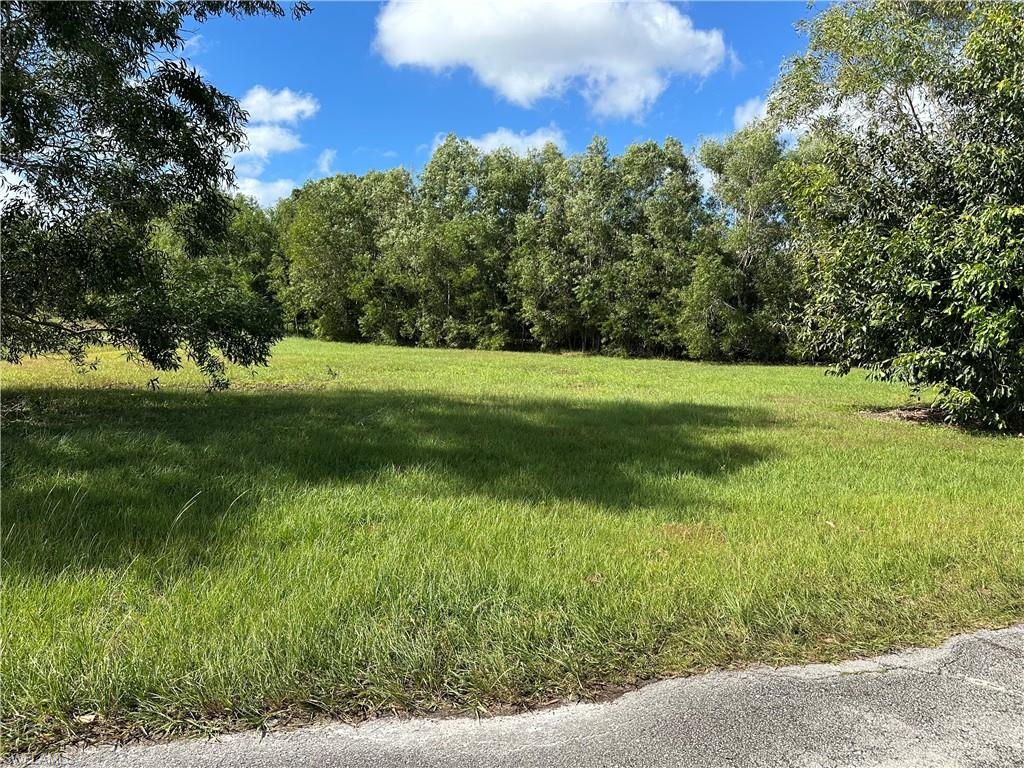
[698,124,801,360]
[273,135,745,360]
[0,1,308,384]
[773,0,1024,428]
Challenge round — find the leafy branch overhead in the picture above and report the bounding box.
[0,1,310,386]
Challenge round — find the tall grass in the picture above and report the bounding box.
[2,339,1022,754]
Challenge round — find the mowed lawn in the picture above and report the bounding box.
[2,338,1022,753]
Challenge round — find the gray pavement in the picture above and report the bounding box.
[18,625,1024,768]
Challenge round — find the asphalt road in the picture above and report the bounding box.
[19,626,1024,768]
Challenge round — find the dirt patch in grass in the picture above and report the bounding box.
[863,405,1023,437]
[861,405,949,425]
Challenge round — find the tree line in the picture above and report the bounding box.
[2,1,1021,429]
[250,131,801,362]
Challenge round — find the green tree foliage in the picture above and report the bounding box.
[513,137,708,355]
[281,175,374,342]
[351,169,419,345]
[773,0,1024,428]
[699,124,801,360]
[279,170,418,344]
[599,138,707,355]
[678,248,740,360]
[563,137,619,352]
[412,136,525,349]
[274,134,789,362]
[510,144,583,351]
[224,195,283,302]
[0,1,307,383]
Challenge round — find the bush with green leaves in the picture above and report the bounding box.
[774,0,1024,429]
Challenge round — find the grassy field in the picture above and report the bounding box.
[2,338,1022,754]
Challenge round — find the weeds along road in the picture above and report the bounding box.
[19,625,1024,768]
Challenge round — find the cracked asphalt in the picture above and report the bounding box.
[17,625,1024,768]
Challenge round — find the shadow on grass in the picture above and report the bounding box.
[3,387,776,574]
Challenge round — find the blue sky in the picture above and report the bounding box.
[187,1,821,205]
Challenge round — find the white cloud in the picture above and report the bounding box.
[466,125,567,155]
[230,86,318,205]
[733,96,768,130]
[235,177,296,207]
[317,148,337,175]
[233,156,266,177]
[733,95,806,146]
[182,34,205,55]
[240,86,319,124]
[817,88,940,137]
[354,146,400,161]
[232,93,307,178]
[375,0,726,119]
[728,49,743,76]
[429,133,448,154]
[771,87,945,146]
[242,124,303,158]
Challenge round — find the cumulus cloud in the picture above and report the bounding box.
[243,124,304,158]
[230,86,320,206]
[733,91,900,146]
[232,157,267,178]
[810,88,942,137]
[733,95,805,145]
[240,85,319,124]
[375,0,726,118]
[466,125,567,155]
[317,148,337,175]
[354,146,400,160]
[733,96,768,130]
[728,49,743,76]
[235,177,296,207]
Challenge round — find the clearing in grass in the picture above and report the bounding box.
[2,338,1022,754]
